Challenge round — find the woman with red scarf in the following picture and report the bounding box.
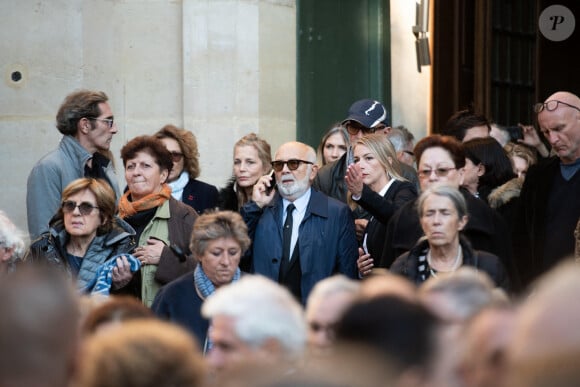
[119,135,198,306]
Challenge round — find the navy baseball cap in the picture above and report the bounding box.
[341,99,390,128]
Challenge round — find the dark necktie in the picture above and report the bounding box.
[282,203,295,262]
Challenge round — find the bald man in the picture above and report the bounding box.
[513,91,580,289]
[241,141,358,303]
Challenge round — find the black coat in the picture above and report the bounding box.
[313,152,420,204]
[390,237,510,291]
[217,178,240,212]
[180,178,218,215]
[512,157,580,289]
[380,187,517,285]
[355,181,417,260]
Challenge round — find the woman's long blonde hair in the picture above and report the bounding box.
[347,133,406,210]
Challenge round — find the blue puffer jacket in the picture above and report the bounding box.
[25,216,136,292]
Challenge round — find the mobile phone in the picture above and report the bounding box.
[264,170,277,195]
[506,125,523,142]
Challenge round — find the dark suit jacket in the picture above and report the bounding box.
[355,181,417,260]
[181,178,218,215]
[241,188,358,304]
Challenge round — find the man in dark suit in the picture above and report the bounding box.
[241,141,358,303]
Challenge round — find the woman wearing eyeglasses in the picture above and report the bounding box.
[379,135,517,287]
[26,178,136,292]
[119,135,198,306]
[154,125,218,214]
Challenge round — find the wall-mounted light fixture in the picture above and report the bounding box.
[412,0,430,73]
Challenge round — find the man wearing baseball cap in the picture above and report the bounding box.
[314,99,390,202]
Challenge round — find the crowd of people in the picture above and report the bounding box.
[1,89,580,386]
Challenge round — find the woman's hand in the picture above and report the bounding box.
[518,123,550,157]
[357,247,374,277]
[134,238,165,265]
[252,172,276,208]
[345,164,364,198]
[111,255,133,289]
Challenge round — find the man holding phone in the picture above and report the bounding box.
[241,141,358,304]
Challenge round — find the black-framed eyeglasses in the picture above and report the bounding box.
[271,159,314,172]
[345,120,376,136]
[62,200,100,216]
[88,117,115,128]
[417,167,457,179]
[169,151,184,162]
[533,100,580,114]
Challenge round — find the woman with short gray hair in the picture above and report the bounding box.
[390,185,509,290]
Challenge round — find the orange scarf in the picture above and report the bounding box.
[118,184,172,219]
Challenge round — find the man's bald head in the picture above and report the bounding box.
[275,141,317,163]
[537,91,580,164]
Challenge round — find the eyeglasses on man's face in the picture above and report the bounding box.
[271,159,314,172]
[417,167,457,179]
[345,121,376,136]
[89,117,115,128]
[533,100,580,114]
[62,200,100,216]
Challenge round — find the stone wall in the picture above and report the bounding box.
[0,0,429,233]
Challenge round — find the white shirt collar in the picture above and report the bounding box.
[282,187,311,214]
[378,178,396,196]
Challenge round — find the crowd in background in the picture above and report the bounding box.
[1,89,580,386]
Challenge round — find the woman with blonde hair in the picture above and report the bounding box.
[218,133,272,211]
[155,125,218,214]
[345,133,417,277]
[505,143,537,180]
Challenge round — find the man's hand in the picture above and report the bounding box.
[518,123,549,157]
[252,172,276,208]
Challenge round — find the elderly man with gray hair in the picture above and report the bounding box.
[305,274,360,355]
[202,275,306,377]
[242,141,358,304]
[0,210,27,274]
